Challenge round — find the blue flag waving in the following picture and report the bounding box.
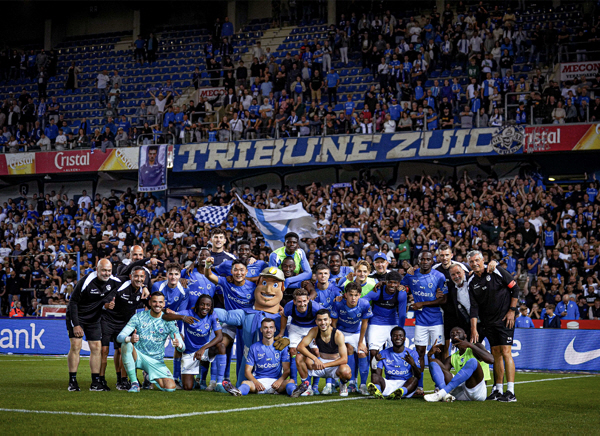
[195,203,234,227]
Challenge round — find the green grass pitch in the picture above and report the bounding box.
[0,355,599,434]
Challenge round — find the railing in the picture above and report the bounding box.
[137,132,175,146]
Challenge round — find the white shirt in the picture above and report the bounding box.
[456,280,471,314]
[383,120,396,133]
[78,195,92,209]
[97,74,109,89]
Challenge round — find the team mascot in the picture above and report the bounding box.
[215,267,290,387]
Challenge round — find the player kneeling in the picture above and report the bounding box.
[367,327,421,400]
[424,327,493,402]
[117,292,185,392]
[294,309,352,397]
[226,318,298,397]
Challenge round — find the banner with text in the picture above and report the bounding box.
[0,149,138,176]
[138,144,168,192]
[3,319,599,372]
[558,61,600,81]
[173,127,524,172]
[524,123,600,153]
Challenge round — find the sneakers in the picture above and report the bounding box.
[215,383,228,394]
[291,380,310,398]
[198,380,208,390]
[321,385,335,395]
[499,391,517,402]
[358,384,369,396]
[175,380,184,390]
[312,386,320,396]
[128,381,140,393]
[387,387,406,400]
[424,390,454,402]
[339,382,348,397]
[116,380,131,391]
[300,386,314,397]
[90,381,108,391]
[205,380,217,392]
[486,390,504,401]
[142,372,151,390]
[222,380,242,396]
[68,380,80,392]
[367,383,383,399]
[101,380,111,391]
[347,382,358,393]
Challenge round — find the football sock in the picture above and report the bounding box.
[200,363,209,383]
[69,372,77,382]
[312,377,320,388]
[99,375,105,383]
[444,358,478,393]
[358,356,369,385]
[92,373,100,383]
[121,342,138,384]
[374,384,382,392]
[286,383,296,396]
[326,378,333,386]
[429,361,448,391]
[507,382,514,393]
[495,383,504,394]
[301,377,310,384]
[116,372,122,383]
[418,371,424,390]
[290,356,297,384]
[224,346,233,380]
[240,384,251,396]
[215,354,227,383]
[348,354,356,383]
[173,357,181,381]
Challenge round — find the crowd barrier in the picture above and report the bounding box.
[1,318,598,372]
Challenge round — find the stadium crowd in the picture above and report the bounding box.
[1,170,599,323]
[3,3,600,151]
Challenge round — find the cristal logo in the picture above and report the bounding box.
[7,156,33,169]
[54,152,90,170]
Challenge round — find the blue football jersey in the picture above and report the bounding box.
[401,269,448,326]
[151,280,189,312]
[180,268,215,310]
[283,300,324,328]
[215,276,255,310]
[246,342,290,379]
[214,259,268,278]
[314,284,342,310]
[330,298,373,334]
[362,288,407,326]
[377,347,420,380]
[178,309,221,352]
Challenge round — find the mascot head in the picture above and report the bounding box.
[255,266,285,313]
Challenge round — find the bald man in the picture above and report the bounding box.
[66,259,122,392]
[116,245,145,276]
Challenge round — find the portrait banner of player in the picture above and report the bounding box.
[138,144,168,192]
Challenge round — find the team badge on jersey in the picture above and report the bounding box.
[486,276,491,281]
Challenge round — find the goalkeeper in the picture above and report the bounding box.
[117,291,186,392]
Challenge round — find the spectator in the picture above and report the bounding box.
[65,62,81,92]
[543,304,561,328]
[134,35,146,63]
[96,69,110,106]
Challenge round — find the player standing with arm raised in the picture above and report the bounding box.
[117,291,185,392]
[66,259,121,392]
[468,250,520,402]
[401,250,448,396]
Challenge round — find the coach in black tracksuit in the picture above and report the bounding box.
[66,259,121,392]
[100,265,149,390]
[468,250,520,402]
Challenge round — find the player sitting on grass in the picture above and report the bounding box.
[163,294,226,391]
[117,291,185,392]
[367,326,421,400]
[294,309,352,397]
[225,318,297,396]
[424,327,493,402]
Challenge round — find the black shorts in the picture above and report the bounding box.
[480,323,514,347]
[100,319,127,348]
[66,317,102,342]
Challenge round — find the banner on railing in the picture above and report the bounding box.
[0,148,138,176]
[558,61,600,81]
[524,124,600,153]
[2,319,599,371]
[173,127,524,172]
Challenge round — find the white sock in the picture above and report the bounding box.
[438,389,447,397]
[326,382,332,388]
[495,383,503,393]
[507,382,514,393]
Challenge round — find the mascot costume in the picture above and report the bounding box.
[215,267,290,386]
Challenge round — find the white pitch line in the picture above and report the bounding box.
[0,374,597,420]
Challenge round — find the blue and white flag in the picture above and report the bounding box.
[236,194,319,249]
[195,202,233,227]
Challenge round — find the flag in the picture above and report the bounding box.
[194,203,234,227]
[236,194,319,249]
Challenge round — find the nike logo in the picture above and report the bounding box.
[564,338,600,365]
